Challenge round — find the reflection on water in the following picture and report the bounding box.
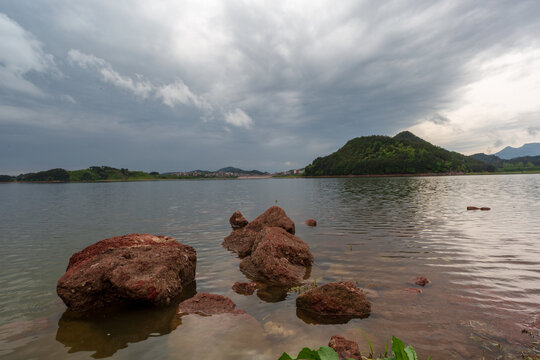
[55,282,196,358]
[0,175,539,359]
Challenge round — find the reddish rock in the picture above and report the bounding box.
[232,282,258,296]
[480,207,491,211]
[246,206,295,234]
[222,206,296,257]
[177,293,245,316]
[467,206,480,210]
[329,335,362,360]
[304,219,317,227]
[413,276,430,286]
[57,233,196,312]
[222,228,259,258]
[229,210,248,230]
[239,227,313,286]
[296,281,371,319]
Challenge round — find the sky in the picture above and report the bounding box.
[1,1,540,174]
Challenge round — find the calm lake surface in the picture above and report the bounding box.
[1,175,539,359]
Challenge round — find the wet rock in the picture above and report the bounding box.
[304,219,317,227]
[413,276,430,286]
[480,207,491,211]
[232,281,258,296]
[222,228,259,258]
[177,293,245,316]
[56,233,196,312]
[328,335,362,360]
[296,281,371,320]
[467,206,480,210]
[239,227,313,286]
[247,206,295,234]
[222,206,296,257]
[229,210,248,230]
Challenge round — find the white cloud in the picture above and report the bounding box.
[68,49,214,116]
[0,13,55,96]
[224,108,253,128]
[409,47,540,154]
[155,81,209,110]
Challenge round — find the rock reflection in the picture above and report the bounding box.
[255,286,289,303]
[295,307,361,325]
[55,282,196,358]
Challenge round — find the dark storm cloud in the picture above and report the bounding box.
[1,1,540,173]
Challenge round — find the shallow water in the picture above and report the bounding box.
[0,175,539,359]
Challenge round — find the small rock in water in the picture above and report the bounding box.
[232,281,258,295]
[328,335,362,360]
[304,219,317,227]
[177,293,245,316]
[413,276,430,286]
[296,281,371,319]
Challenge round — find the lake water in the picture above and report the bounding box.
[0,175,539,359]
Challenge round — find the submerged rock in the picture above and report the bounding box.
[56,233,196,312]
[232,281,258,296]
[229,210,248,230]
[304,219,317,227]
[328,335,362,360]
[239,227,313,286]
[296,281,371,320]
[413,276,430,286]
[177,293,245,316]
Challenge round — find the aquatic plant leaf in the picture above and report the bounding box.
[316,346,339,360]
[404,346,418,360]
[391,336,408,360]
[278,352,294,360]
[297,347,320,359]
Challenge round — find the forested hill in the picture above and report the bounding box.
[304,131,495,176]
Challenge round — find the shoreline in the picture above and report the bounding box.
[1,170,539,184]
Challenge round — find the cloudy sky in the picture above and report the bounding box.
[1,1,540,174]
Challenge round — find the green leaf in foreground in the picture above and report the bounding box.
[315,346,340,360]
[278,353,294,360]
[296,347,320,359]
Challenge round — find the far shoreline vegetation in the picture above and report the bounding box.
[2,132,540,183]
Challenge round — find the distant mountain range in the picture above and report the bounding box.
[217,167,268,175]
[305,131,494,176]
[494,142,540,159]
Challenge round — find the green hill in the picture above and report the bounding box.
[471,153,540,172]
[217,167,267,175]
[304,131,495,176]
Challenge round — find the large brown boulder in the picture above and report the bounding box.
[329,335,362,360]
[177,293,245,316]
[239,227,313,286]
[229,210,248,230]
[222,206,296,257]
[57,233,196,312]
[296,281,371,320]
